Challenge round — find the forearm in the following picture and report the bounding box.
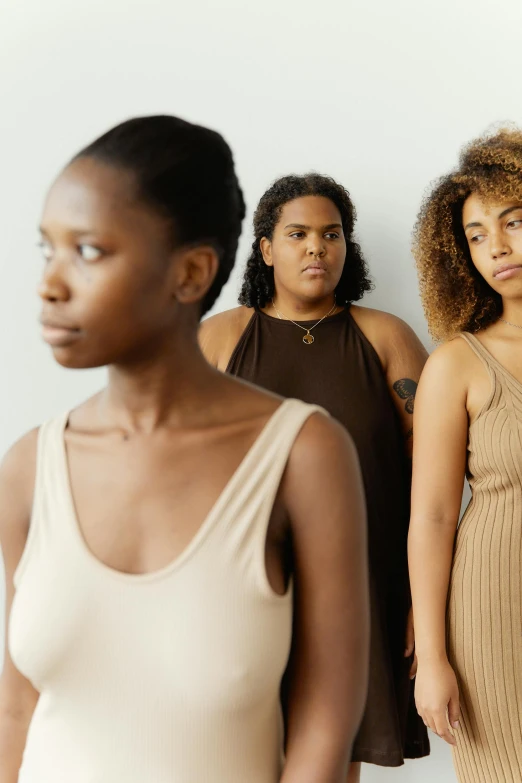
[0,711,30,783]
[408,516,457,661]
[280,727,350,783]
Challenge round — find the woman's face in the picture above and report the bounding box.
[463,193,522,298]
[261,195,346,303]
[38,157,207,369]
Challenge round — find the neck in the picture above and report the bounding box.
[269,291,338,321]
[100,327,215,432]
[501,299,522,328]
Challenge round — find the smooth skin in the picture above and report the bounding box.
[0,160,370,783]
[409,195,522,745]
[200,195,428,783]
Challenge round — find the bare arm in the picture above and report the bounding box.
[198,307,252,371]
[0,431,40,782]
[408,343,471,744]
[351,306,428,458]
[280,414,369,783]
[351,306,428,667]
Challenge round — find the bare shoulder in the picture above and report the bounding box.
[424,336,481,375]
[287,411,359,480]
[351,304,423,344]
[199,306,254,370]
[350,304,427,368]
[0,428,40,546]
[419,336,484,400]
[282,410,366,544]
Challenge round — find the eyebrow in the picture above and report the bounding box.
[464,205,522,230]
[284,223,343,230]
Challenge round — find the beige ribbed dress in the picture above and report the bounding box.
[447,334,522,783]
[8,399,321,783]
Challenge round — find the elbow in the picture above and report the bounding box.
[408,511,458,539]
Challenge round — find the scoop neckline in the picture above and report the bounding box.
[57,400,293,585]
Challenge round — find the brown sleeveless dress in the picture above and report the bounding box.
[227,307,429,766]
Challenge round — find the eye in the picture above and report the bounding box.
[78,244,102,261]
[37,239,53,261]
[325,232,340,240]
[506,219,522,229]
[469,233,485,244]
[289,232,305,239]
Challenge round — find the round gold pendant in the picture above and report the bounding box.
[303,333,314,345]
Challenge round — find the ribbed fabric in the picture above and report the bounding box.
[8,398,321,783]
[447,334,522,783]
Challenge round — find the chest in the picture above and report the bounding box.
[231,322,397,453]
[65,427,255,575]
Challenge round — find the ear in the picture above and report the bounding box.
[173,246,219,305]
[259,237,273,267]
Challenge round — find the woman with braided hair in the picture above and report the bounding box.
[200,174,430,781]
[409,127,522,782]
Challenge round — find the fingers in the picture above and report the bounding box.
[419,709,458,746]
[434,710,457,746]
[448,694,460,731]
[404,609,415,657]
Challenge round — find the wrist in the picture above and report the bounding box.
[415,649,449,665]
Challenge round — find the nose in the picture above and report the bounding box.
[306,234,326,257]
[490,231,511,260]
[37,259,71,303]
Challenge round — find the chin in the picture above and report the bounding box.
[50,346,108,370]
[300,280,335,300]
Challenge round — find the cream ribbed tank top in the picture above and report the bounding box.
[9,399,321,783]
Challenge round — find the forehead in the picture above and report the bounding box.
[462,193,522,224]
[41,157,150,233]
[278,195,342,226]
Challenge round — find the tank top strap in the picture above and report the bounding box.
[14,412,71,587]
[214,399,326,586]
[460,332,517,388]
[459,332,496,368]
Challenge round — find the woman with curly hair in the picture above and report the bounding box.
[200,174,430,781]
[409,127,522,782]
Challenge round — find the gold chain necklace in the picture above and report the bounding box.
[271,299,337,344]
[500,318,522,330]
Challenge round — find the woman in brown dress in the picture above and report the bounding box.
[410,127,522,783]
[200,174,430,781]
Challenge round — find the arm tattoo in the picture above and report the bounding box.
[393,378,418,415]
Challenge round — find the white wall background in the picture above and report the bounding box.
[1,0,521,779]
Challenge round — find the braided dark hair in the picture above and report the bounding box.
[239,173,372,308]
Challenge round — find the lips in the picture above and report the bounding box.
[40,315,82,347]
[303,261,328,274]
[493,264,522,281]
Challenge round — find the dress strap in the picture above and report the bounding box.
[14,412,71,587]
[459,332,495,369]
[211,399,327,594]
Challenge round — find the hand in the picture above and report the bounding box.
[414,657,460,745]
[404,607,417,679]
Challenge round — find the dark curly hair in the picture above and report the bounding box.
[75,115,245,315]
[239,173,373,308]
[413,126,522,341]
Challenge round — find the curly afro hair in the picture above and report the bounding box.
[413,126,522,341]
[238,173,373,308]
